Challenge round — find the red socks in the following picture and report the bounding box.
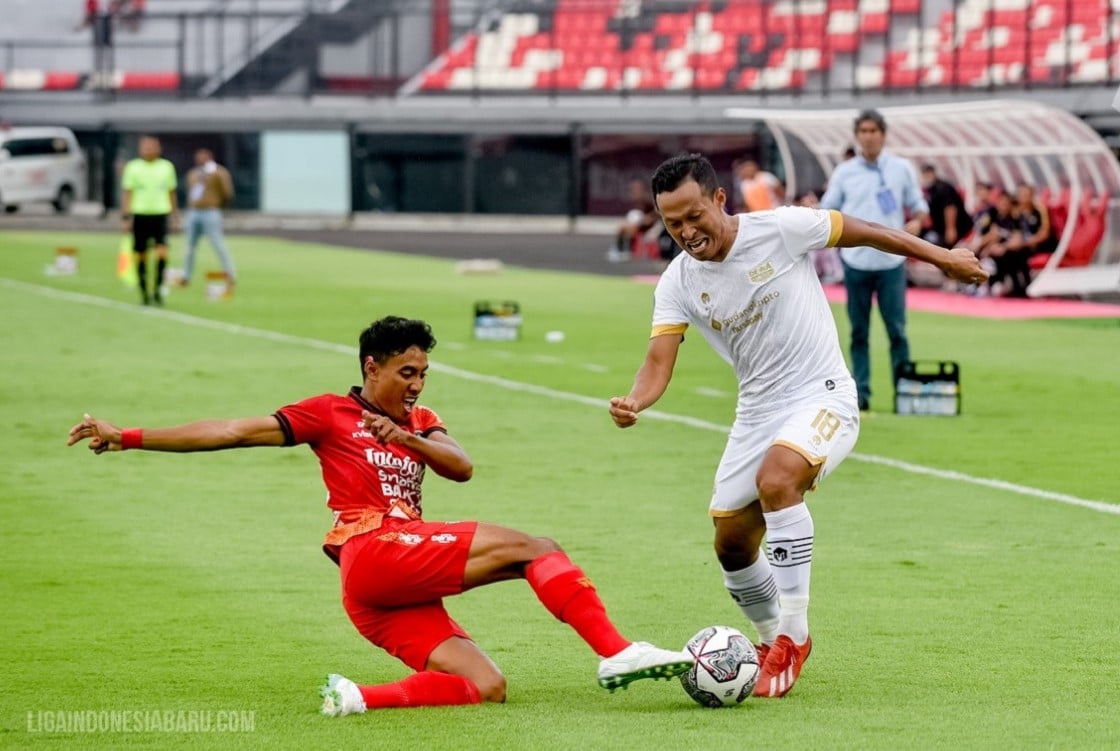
[358,671,481,709]
[525,551,630,658]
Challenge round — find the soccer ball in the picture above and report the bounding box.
[679,626,760,708]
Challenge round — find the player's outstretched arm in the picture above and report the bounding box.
[67,413,287,454]
[837,214,989,286]
[610,333,681,428]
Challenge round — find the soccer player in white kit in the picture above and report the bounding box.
[609,154,987,698]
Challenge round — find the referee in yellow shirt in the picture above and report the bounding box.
[121,136,179,305]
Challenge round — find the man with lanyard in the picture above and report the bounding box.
[820,110,929,412]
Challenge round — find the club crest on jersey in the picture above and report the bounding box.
[748,261,775,283]
[699,292,721,329]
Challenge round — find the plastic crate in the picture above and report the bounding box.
[894,360,960,416]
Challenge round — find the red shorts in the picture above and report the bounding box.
[339,518,478,671]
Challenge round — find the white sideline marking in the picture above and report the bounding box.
[5,278,1117,516]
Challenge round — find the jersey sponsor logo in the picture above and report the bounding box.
[365,450,422,475]
[748,261,775,283]
[431,533,457,544]
[378,530,425,545]
[717,291,781,333]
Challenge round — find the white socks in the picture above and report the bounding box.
[763,504,814,644]
[722,556,780,645]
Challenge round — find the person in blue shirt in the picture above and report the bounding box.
[819,110,929,412]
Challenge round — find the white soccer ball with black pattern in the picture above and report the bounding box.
[679,625,760,707]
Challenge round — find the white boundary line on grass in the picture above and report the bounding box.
[6,277,1118,516]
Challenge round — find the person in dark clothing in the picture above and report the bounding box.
[981,192,1032,297]
[1015,184,1056,257]
[969,182,998,244]
[920,164,973,249]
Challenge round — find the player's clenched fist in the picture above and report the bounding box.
[943,246,990,285]
[609,396,641,428]
[362,410,409,444]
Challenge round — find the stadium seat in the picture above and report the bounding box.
[1059,192,1107,268]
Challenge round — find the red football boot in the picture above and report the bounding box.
[752,634,812,698]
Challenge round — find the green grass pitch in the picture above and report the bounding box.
[1,230,1118,750]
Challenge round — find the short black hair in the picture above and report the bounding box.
[650,153,721,206]
[854,109,887,133]
[921,163,937,173]
[358,316,436,373]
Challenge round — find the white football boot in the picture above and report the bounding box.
[320,673,367,717]
[597,642,694,691]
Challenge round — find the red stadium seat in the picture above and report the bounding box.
[117,72,180,91]
[43,72,82,90]
[860,13,889,34]
[1060,192,1107,268]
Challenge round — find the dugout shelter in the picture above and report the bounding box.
[728,99,1120,298]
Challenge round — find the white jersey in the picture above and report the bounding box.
[652,207,853,420]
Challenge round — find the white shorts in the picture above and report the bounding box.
[709,388,860,517]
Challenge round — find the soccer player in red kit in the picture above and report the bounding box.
[67,316,692,714]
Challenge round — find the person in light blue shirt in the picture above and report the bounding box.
[819,110,929,411]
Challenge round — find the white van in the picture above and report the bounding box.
[0,127,87,214]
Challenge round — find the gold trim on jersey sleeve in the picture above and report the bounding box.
[826,210,844,247]
[651,323,688,339]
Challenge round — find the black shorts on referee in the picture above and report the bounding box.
[131,214,169,252]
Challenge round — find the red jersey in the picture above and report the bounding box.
[273,387,446,562]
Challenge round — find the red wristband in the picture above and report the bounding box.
[120,428,143,450]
